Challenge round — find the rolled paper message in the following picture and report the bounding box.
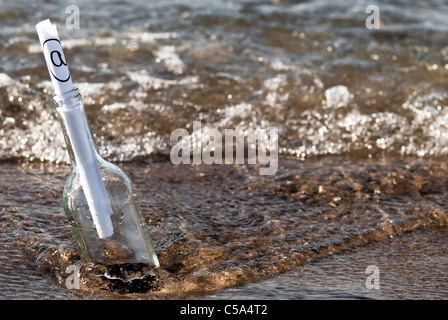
[36,19,73,96]
[36,19,114,238]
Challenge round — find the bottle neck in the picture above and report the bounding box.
[53,88,100,166]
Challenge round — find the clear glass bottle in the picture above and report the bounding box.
[53,88,159,268]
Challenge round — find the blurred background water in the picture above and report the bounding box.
[1,0,448,299]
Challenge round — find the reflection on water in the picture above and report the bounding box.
[1,0,448,299]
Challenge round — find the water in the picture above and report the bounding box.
[1,0,448,299]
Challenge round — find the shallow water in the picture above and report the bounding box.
[4,0,448,163]
[1,158,448,299]
[204,227,448,300]
[1,0,448,299]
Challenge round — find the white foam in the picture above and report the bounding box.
[155,46,186,75]
[324,85,351,109]
[127,71,198,90]
[0,73,13,86]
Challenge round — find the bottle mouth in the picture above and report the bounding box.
[52,88,81,108]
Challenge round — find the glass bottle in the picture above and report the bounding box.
[53,88,159,268]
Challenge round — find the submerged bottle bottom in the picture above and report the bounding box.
[78,262,160,294]
[101,263,159,294]
[66,179,160,267]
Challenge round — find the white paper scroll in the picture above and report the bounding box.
[36,19,74,96]
[36,19,114,238]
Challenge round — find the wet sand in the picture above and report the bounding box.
[203,227,448,300]
[1,156,447,299]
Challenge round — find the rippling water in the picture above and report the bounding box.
[1,0,448,299]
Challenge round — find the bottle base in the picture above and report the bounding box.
[101,263,159,294]
[76,262,160,294]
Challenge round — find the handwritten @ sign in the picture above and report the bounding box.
[42,38,71,82]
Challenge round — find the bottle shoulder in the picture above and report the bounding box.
[65,157,135,195]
